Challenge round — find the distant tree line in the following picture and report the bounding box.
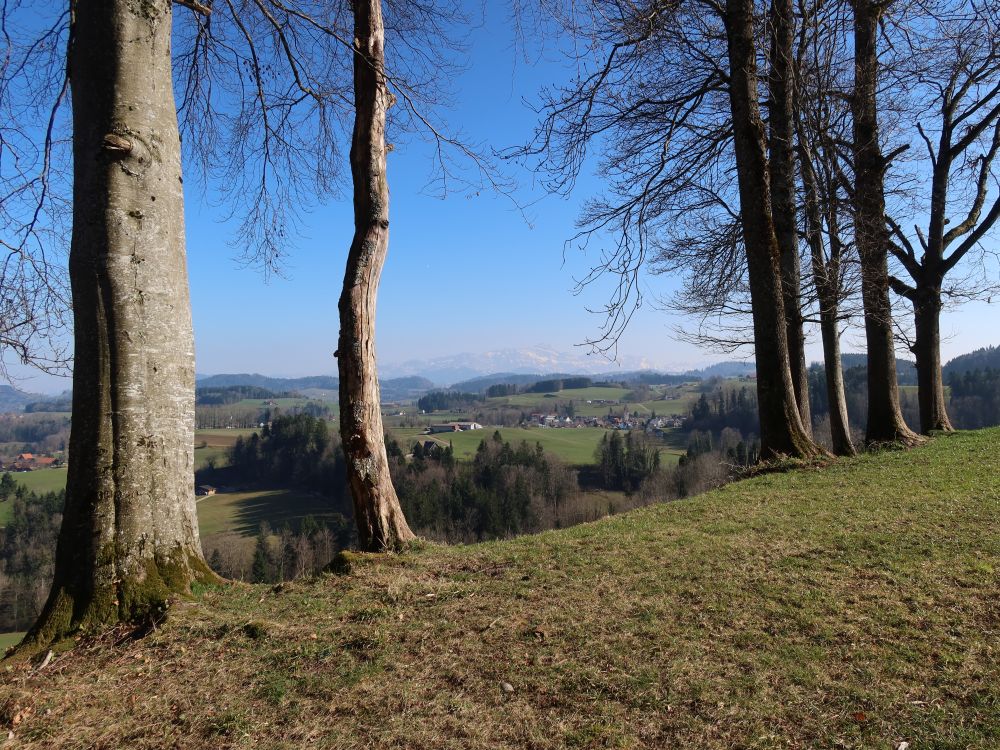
[209,516,350,584]
[486,383,520,398]
[683,429,760,468]
[526,377,594,393]
[227,414,351,506]
[0,483,63,632]
[196,400,332,430]
[947,369,1000,429]
[0,415,69,446]
[388,432,579,541]
[196,385,282,406]
[24,399,72,414]
[594,431,661,492]
[685,388,760,437]
[416,391,482,412]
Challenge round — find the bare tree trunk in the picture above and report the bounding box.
[24,0,214,649]
[337,0,415,552]
[798,132,856,456]
[768,0,811,434]
[724,0,824,460]
[850,0,920,446]
[912,288,954,432]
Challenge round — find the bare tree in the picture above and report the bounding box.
[0,8,72,380]
[795,0,858,455]
[850,0,921,444]
[768,0,812,432]
[885,0,1000,433]
[24,0,216,649]
[723,0,823,457]
[337,0,415,551]
[517,0,823,458]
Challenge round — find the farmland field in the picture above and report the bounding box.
[195,428,258,447]
[9,467,67,496]
[196,488,342,538]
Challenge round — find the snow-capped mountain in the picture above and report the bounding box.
[379,345,668,386]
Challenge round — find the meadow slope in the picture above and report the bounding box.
[1,429,998,749]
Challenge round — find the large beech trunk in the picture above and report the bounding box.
[724,0,823,460]
[25,0,213,648]
[767,0,811,434]
[337,0,415,552]
[912,288,954,433]
[850,0,920,445]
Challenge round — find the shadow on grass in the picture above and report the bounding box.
[229,490,344,535]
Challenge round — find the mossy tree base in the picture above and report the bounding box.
[14,547,219,657]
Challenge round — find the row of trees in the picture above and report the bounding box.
[2,0,996,650]
[2,0,456,648]
[521,0,998,457]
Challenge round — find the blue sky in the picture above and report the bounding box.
[5,2,998,393]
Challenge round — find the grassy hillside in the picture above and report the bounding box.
[2,429,998,749]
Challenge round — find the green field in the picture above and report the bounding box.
[6,429,998,749]
[195,428,260,445]
[8,467,67,495]
[197,489,342,538]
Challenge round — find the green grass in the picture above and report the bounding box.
[196,489,342,537]
[8,468,67,496]
[0,632,24,653]
[194,445,228,471]
[4,429,999,749]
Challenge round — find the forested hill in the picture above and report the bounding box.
[840,353,917,384]
[3,429,998,748]
[944,345,1000,376]
[0,386,44,413]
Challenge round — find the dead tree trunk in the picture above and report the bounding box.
[337,0,415,552]
[724,0,824,460]
[24,0,214,649]
[767,0,811,434]
[850,0,920,445]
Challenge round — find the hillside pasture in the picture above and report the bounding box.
[6,429,999,749]
[9,467,67,496]
[196,488,342,538]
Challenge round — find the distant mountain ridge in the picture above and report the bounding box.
[196,373,339,391]
[194,373,435,402]
[380,345,666,385]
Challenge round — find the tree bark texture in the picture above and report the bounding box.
[850,0,920,445]
[724,0,823,460]
[25,0,213,648]
[912,289,954,432]
[767,0,811,434]
[337,0,415,552]
[797,126,856,456]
